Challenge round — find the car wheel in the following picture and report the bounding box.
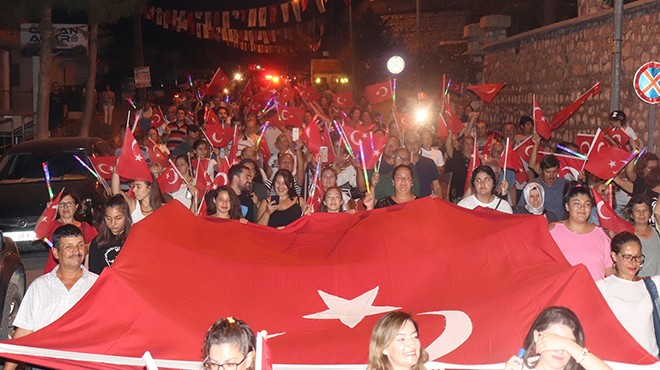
[0,283,22,340]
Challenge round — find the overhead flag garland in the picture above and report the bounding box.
[142,0,326,54]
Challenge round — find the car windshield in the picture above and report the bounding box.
[0,150,89,183]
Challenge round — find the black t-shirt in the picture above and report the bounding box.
[239,192,256,223]
[414,156,440,197]
[88,235,125,275]
[444,151,469,201]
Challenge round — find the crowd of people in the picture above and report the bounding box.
[18,71,660,367]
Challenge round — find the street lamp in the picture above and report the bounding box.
[387,56,405,75]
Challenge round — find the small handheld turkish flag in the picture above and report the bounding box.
[604,127,631,148]
[205,125,234,148]
[149,106,165,129]
[200,68,229,97]
[89,156,117,180]
[364,80,392,105]
[115,129,153,182]
[513,136,536,163]
[295,86,320,103]
[584,146,631,180]
[532,95,552,140]
[158,161,184,194]
[333,92,354,109]
[550,82,600,130]
[591,187,634,234]
[465,83,505,103]
[34,188,64,240]
[465,139,481,192]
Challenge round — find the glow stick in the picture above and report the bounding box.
[503,137,509,171]
[359,141,371,194]
[127,98,137,109]
[375,153,383,174]
[131,110,142,133]
[43,237,53,249]
[255,121,270,148]
[73,155,110,195]
[187,75,193,87]
[391,78,396,108]
[555,144,588,160]
[306,156,322,206]
[42,162,54,200]
[332,121,354,157]
[444,78,452,96]
[634,146,647,165]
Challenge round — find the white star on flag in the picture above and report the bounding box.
[134,154,144,162]
[362,133,369,139]
[608,160,616,168]
[302,286,399,328]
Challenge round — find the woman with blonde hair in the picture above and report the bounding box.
[367,311,428,370]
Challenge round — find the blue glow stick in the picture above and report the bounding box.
[555,144,588,160]
[634,147,647,165]
[42,162,54,200]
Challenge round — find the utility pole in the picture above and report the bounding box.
[610,0,623,111]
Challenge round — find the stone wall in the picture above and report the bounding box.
[382,11,468,50]
[478,0,659,149]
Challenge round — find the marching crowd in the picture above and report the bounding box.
[11,73,660,369]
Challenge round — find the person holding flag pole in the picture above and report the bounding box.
[201,317,256,370]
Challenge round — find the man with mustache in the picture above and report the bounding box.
[4,224,98,370]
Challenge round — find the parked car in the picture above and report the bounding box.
[0,233,26,340]
[0,137,113,253]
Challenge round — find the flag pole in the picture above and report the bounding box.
[73,155,111,195]
[580,127,601,172]
[503,137,509,172]
[359,140,371,194]
[167,159,191,186]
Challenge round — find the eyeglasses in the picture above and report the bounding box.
[619,253,645,263]
[203,355,247,370]
[59,202,76,208]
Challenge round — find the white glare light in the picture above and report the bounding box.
[387,56,405,75]
[415,109,428,123]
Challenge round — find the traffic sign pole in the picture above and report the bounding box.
[650,104,655,153]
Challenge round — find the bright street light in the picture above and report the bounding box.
[387,56,405,75]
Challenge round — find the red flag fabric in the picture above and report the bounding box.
[146,139,168,167]
[114,129,152,182]
[272,104,305,128]
[89,156,117,180]
[303,119,324,155]
[550,82,600,130]
[555,154,586,181]
[581,128,611,157]
[465,140,481,192]
[204,125,234,148]
[532,95,552,140]
[157,162,184,194]
[201,68,229,97]
[227,126,240,166]
[362,133,388,170]
[575,133,595,155]
[295,86,320,103]
[364,80,393,105]
[604,127,631,147]
[204,108,222,126]
[258,137,272,162]
[322,126,336,163]
[443,97,465,135]
[436,114,449,139]
[3,200,653,369]
[248,90,275,113]
[279,82,294,103]
[499,142,524,173]
[342,124,370,155]
[481,134,495,157]
[34,188,64,240]
[393,113,413,131]
[592,188,635,234]
[465,83,505,103]
[513,136,536,163]
[585,146,631,180]
[149,106,166,129]
[193,159,212,195]
[333,92,355,109]
[214,158,231,187]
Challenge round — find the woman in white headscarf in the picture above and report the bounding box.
[513,182,558,222]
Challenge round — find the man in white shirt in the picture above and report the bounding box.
[4,224,98,370]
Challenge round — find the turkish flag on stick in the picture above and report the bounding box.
[158,161,184,194]
[464,139,481,192]
[89,156,117,180]
[533,95,552,140]
[443,96,465,134]
[115,128,153,182]
[465,83,505,103]
[34,188,64,240]
[550,82,600,130]
[584,146,634,180]
[364,80,393,105]
[203,125,234,149]
[149,106,165,129]
[200,68,229,97]
[591,187,634,234]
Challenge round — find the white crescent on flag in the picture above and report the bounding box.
[525,145,533,157]
[579,142,591,153]
[211,133,223,144]
[337,96,347,105]
[596,201,611,220]
[350,131,362,146]
[485,88,497,94]
[153,115,162,125]
[166,169,180,185]
[376,86,388,97]
[561,166,580,180]
[281,109,292,121]
[419,310,472,360]
[131,140,144,162]
[97,164,114,176]
[216,173,228,186]
[596,142,605,152]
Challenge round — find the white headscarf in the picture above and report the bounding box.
[523,183,545,215]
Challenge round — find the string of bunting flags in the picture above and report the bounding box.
[142,0,326,53]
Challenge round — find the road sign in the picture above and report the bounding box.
[633,61,660,104]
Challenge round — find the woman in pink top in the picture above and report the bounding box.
[549,182,613,280]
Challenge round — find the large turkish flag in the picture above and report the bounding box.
[0,200,655,369]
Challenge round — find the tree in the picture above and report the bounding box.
[72,0,147,137]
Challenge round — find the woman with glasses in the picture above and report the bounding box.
[202,317,255,370]
[628,194,660,276]
[596,232,659,357]
[549,182,613,280]
[36,189,98,273]
[457,165,512,213]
